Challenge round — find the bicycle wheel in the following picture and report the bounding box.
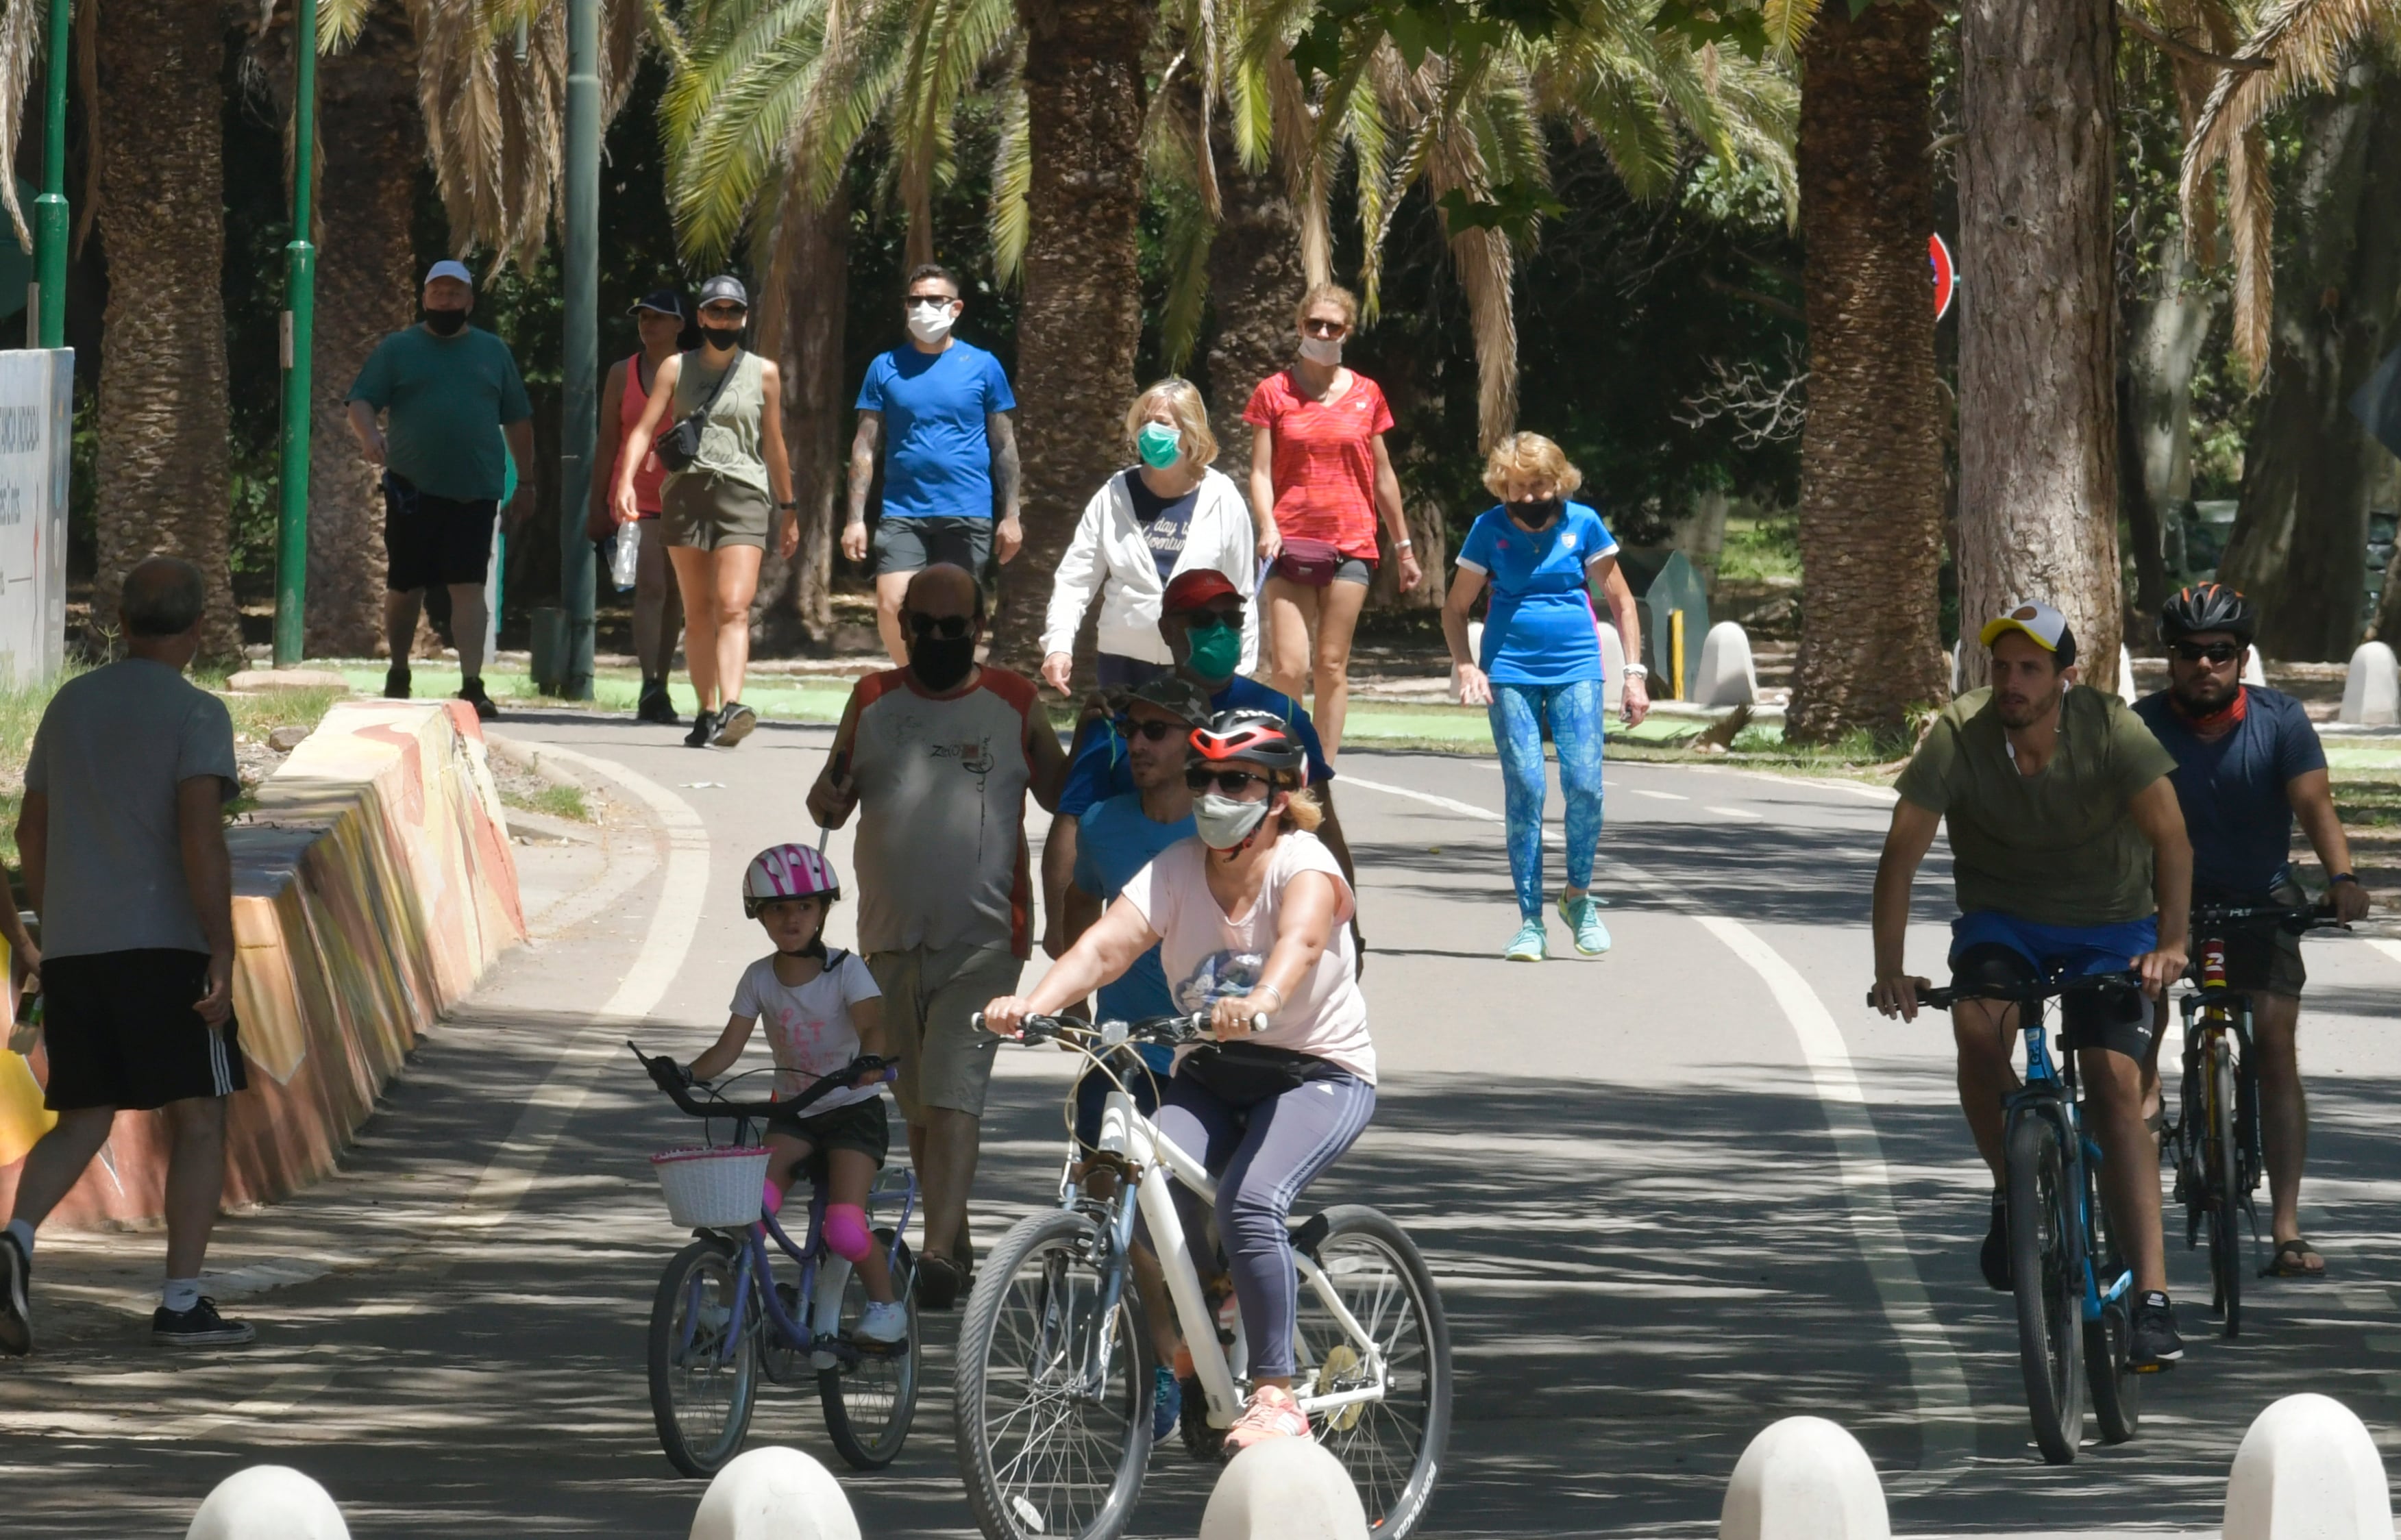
[2082,1157,2141,1444]
[2206,1035,2243,1337]
[820,1229,920,1470]
[648,1237,761,1478]
[955,1210,1153,1540]
[2006,1114,2084,1464]
[1293,1206,1452,1538]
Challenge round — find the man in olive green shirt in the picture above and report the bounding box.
[1870,601,2194,1369]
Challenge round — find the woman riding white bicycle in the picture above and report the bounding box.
[981,708,1374,1452]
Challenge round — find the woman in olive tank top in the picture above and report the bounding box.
[614,273,798,748]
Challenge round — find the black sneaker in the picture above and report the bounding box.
[383,664,411,700]
[0,1230,30,1356]
[153,1296,254,1348]
[458,678,497,722]
[637,682,680,725]
[684,708,717,748]
[711,701,757,747]
[1980,1190,2012,1292]
[2130,1291,2182,1369]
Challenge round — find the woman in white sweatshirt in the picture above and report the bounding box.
[1040,379,1258,694]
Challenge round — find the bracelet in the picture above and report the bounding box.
[2331,872,2359,884]
[1396,538,1414,550]
[777,499,799,510]
[1622,662,1649,679]
[1254,982,1286,1013]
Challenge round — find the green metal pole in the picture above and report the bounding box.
[30,0,69,347]
[558,0,598,699]
[272,0,317,667]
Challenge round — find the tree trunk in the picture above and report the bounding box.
[753,178,847,651]
[2219,59,2401,662]
[996,0,1148,663]
[308,10,423,656]
[2119,247,2213,640]
[1203,124,1305,483]
[1785,0,1949,742]
[1956,0,2123,691]
[93,0,238,659]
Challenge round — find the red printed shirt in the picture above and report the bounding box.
[1244,369,1393,559]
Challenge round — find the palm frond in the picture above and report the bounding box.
[321,0,375,49]
[0,0,52,250]
[2226,123,2274,380]
[1760,0,1821,53]
[987,52,1029,287]
[2184,0,2385,221]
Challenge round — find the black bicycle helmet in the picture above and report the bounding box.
[2160,582,2256,645]
[1190,708,1307,781]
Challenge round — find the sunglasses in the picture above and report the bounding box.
[1303,318,1347,337]
[1120,717,1192,743]
[2171,641,2241,665]
[907,612,973,639]
[907,295,957,310]
[1185,767,1273,796]
[1182,612,1240,634]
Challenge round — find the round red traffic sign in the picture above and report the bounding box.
[1930,233,1956,321]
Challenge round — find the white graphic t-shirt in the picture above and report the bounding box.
[1116,831,1374,1084]
[728,950,884,1109]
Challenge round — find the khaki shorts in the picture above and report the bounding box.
[869,942,1023,1120]
[661,472,772,551]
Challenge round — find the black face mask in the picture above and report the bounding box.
[700,323,744,350]
[910,633,977,693]
[1508,497,1562,531]
[423,308,469,337]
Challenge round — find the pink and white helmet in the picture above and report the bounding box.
[742,843,841,917]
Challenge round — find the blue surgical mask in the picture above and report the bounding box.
[1137,422,1183,469]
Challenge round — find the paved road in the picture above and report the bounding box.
[5,708,2400,1537]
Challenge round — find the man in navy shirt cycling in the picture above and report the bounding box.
[2132,583,2369,1280]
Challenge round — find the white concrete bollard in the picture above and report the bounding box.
[689,1446,861,1540]
[1201,1438,1368,1539]
[1696,621,1759,708]
[1719,1417,1889,1540]
[2118,643,2140,705]
[2242,645,2267,686]
[2224,1393,2393,1540]
[186,1466,352,1540]
[1449,621,1486,705]
[2339,641,2400,725]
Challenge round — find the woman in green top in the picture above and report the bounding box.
[616,275,798,748]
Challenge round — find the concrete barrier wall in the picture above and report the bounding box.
[0,700,524,1226]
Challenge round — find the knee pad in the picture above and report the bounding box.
[759,1178,785,1218]
[825,1203,874,1263]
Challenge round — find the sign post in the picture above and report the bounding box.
[273,0,319,666]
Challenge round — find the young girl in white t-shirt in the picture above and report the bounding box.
[687,845,904,1342]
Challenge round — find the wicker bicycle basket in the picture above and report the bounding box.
[650,1144,773,1229]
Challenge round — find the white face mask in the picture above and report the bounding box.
[1298,334,1342,367]
[906,300,957,345]
[1192,791,1272,851]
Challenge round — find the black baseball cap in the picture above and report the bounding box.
[696,275,750,310]
[630,288,683,319]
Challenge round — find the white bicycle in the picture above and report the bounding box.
[953,1010,1450,1540]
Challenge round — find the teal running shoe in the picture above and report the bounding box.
[1558,893,1612,956]
[1504,919,1548,962]
[1153,1364,1182,1439]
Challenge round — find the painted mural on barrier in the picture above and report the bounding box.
[0,699,525,1224]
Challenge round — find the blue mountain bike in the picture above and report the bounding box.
[631,1043,922,1477]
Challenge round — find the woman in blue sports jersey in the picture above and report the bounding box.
[1442,434,1649,961]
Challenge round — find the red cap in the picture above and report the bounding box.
[1163,569,1240,613]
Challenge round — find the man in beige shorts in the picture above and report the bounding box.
[808,564,1066,1306]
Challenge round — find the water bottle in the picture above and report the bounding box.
[609,520,641,592]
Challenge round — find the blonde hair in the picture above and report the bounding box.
[1123,377,1218,467]
[1294,282,1359,332]
[1481,431,1584,499]
[1277,785,1325,832]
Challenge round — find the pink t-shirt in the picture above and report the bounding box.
[1116,832,1374,1084]
[729,950,884,1108]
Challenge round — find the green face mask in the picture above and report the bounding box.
[1137,422,1183,469]
[1185,618,1242,682]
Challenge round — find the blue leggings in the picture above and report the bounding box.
[1488,678,1605,919]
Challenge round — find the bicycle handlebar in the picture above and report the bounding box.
[1864,970,2144,1013]
[2190,899,2342,936]
[626,1041,894,1121]
[968,1010,1270,1047]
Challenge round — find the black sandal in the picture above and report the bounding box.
[916,1252,965,1310]
[2260,1239,2326,1280]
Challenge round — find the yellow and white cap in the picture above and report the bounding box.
[1978,600,2069,653]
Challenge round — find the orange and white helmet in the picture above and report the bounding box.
[743,843,840,918]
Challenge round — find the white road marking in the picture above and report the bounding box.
[2366,938,2401,973]
[1708,806,1764,822]
[1341,771,1973,1489]
[1629,788,1688,802]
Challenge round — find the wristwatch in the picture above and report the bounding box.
[2331,872,2359,885]
[1622,662,1649,679]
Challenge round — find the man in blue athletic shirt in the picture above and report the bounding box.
[843,262,1021,665]
[2133,583,2368,1281]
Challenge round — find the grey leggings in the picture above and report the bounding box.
[1152,1067,1377,1379]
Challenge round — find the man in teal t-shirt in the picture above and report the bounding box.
[346,260,534,720]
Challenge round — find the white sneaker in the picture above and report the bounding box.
[852,1300,909,1343]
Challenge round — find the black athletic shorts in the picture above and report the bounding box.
[40,949,246,1111]
[1949,943,2154,1059]
[765,1094,890,1169]
[384,471,499,593]
[872,515,993,579]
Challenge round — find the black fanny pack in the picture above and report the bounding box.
[656,348,739,473]
[1177,1041,1327,1105]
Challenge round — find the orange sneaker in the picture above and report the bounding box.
[1172,1343,1195,1380]
[1222,1384,1312,1452]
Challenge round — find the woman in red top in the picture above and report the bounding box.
[1243,282,1421,760]
[587,290,689,724]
